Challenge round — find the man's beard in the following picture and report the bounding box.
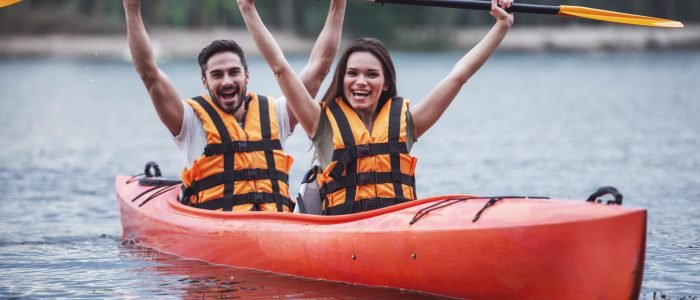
[210,85,247,114]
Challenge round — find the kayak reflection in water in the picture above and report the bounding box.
[122,0,347,212]
[238,0,514,215]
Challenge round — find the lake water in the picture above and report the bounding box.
[1,51,699,298]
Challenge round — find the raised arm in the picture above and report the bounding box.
[290,0,347,129]
[124,0,183,136]
[237,0,321,137]
[409,0,513,138]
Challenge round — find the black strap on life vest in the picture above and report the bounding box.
[204,140,282,156]
[328,142,408,180]
[325,197,409,215]
[387,97,407,200]
[324,99,357,214]
[188,95,291,212]
[192,96,236,207]
[181,168,289,199]
[196,192,295,212]
[322,98,415,215]
[257,95,286,212]
[320,171,415,196]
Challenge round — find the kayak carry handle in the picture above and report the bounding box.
[125,161,162,184]
[586,186,623,205]
[144,161,162,178]
[139,161,182,186]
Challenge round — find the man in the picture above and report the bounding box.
[123,0,346,212]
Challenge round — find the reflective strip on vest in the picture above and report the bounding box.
[317,97,417,215]
[180,93,294,212]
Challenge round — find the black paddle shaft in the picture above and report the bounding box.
[378,0,561,15]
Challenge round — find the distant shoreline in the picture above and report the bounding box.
[1,25,698,60]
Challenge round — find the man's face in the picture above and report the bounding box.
[202,52,249,114]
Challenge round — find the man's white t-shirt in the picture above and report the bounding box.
[173,96,293,169]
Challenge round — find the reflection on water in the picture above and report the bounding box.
[0,51,699,298]
[119,243,444,299]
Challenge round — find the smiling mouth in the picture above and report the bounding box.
[351,90,370,100]
[218,87,239,104]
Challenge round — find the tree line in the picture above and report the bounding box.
[1,0,696,45]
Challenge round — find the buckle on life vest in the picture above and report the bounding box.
[237,141,248,151]
[354,144,371,158]
[246,168,260,180]
[252,192,265,204]
[363,198,378,211]
[357,172,377,185]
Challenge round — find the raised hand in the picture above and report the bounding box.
[236,0,255,10]
[491,0,514,25]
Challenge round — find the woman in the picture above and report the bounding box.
[238,0,514,215]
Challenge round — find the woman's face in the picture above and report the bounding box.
[343,51,388,114]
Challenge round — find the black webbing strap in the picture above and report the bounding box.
[326,99,358,215]
[331,141,409,161]
[387,97,407,200]
[320,171,415,196]
[196,192,295,212]
[182,169,289,198]
[204,140,282,156]
[257,95,284,212]
[325,197,409,215]
[328,142,408,179]
[192,96,235,205]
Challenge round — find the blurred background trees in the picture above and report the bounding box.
[1,0,697,46]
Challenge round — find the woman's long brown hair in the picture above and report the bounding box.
[320,38,398,111]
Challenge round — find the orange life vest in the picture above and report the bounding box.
[317,97,418,215]
[180,92,294,212]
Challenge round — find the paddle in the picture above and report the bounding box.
[357,0,684,28]
[0,0,21,8]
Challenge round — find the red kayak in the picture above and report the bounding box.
[116,174,646,299]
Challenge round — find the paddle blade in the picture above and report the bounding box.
[558,5,684,28]
[0,0,21,8]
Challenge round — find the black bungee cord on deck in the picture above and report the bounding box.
[409,197,477,225]
[409,186,624,225]
[125,162,183,207]
[409,196,550,225]
[125,173,144,184]
[471,197,504,222]
[136,184,180,207]
[125,175,181,207]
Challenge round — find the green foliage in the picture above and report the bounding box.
[0,0,697,43]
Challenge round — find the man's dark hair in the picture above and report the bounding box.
[197,39,248,76]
